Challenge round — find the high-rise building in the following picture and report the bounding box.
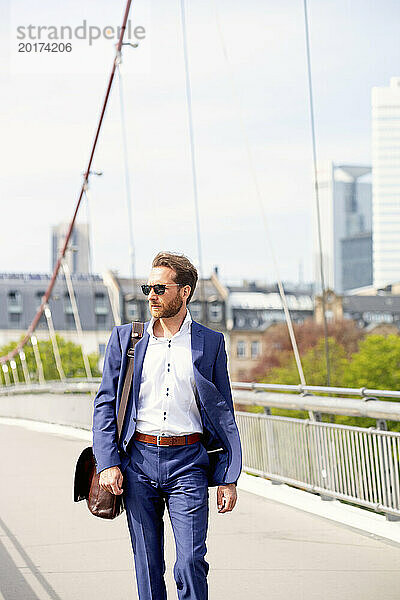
[51,222,90,274]
[315,163,372,293]
[372,77,400,289]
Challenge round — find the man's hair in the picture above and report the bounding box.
[152,251,198,304]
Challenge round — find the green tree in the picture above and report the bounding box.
[247,338,349,421]
[252,333,400,431]
[250,318,364,382]
[0,335,100,384]
[338,334,400,431]
[342,334,400,390]
[262,337,349,387]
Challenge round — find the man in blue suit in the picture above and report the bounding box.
[92,252,242,599]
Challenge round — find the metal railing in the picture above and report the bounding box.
[232,381,400,400]
[3,379,400,518]
[236,411,400,519]
[231,382,400,422]
[0,378,101,395]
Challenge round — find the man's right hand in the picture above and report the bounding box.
[99,465,123,495]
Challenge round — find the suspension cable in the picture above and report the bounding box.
[2,364,11,386]
[30,335,45,385]
[19,349,31,384]
[214,2,306,386]
[83,180,101,351]
[0,0,133,365]
[44,303,66,381]
[303,0,331,386]
[116,56,137,299]
[61,259,93,379]
[9,360,19,384]
[179,0,208,325]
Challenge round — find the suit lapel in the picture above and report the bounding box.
[191,320,204,368]
[132,324,149,409]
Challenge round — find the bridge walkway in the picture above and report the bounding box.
[1,421,400,600]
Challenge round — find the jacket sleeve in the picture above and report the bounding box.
[212,333,240,486]
[92,326,122,474]
[213,333,235,415]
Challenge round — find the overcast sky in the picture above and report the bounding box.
[1,0,399,285]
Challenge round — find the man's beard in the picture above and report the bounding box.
[151,292,183,318]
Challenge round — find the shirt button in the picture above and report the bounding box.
[166,393,169,396]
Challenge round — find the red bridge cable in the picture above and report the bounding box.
[0,0,133,365]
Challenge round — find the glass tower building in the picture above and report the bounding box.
[372,77,400,288]
[315,163,372,294]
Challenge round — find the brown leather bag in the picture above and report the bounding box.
[74,321,144,519]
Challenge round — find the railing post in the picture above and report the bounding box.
[311,414,334,501]
[376,420,400,521]
[44,304,66,382]
[263,407,283,485]
[376,418,387,430]
[31,335,45,385]
[2,364,11,386]
[9,360,20,385]
[19,350,31,385]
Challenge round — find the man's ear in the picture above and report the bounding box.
[182,285,191,300]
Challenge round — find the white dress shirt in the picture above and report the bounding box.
[135,308,203,436]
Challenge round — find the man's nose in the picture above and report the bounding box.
[148,288,158,300]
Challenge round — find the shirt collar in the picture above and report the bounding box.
[147,308,192,339]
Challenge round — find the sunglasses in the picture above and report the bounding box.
[141,283,183,296]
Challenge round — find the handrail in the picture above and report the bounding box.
[3,379,400,421]
[232,381,400,399]
[232,389,400,421]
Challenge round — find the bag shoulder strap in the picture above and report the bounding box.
[116,321,144,441]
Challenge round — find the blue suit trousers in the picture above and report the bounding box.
[122,438,210,600]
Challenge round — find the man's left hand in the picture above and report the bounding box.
[217,483,237,513]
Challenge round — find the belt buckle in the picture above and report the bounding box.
[156,434,162,446]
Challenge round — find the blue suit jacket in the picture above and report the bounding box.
[92,320,242,487]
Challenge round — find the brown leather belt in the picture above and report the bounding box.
[134,431,202,446]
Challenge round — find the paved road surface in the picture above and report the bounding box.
[1,422,400,600]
